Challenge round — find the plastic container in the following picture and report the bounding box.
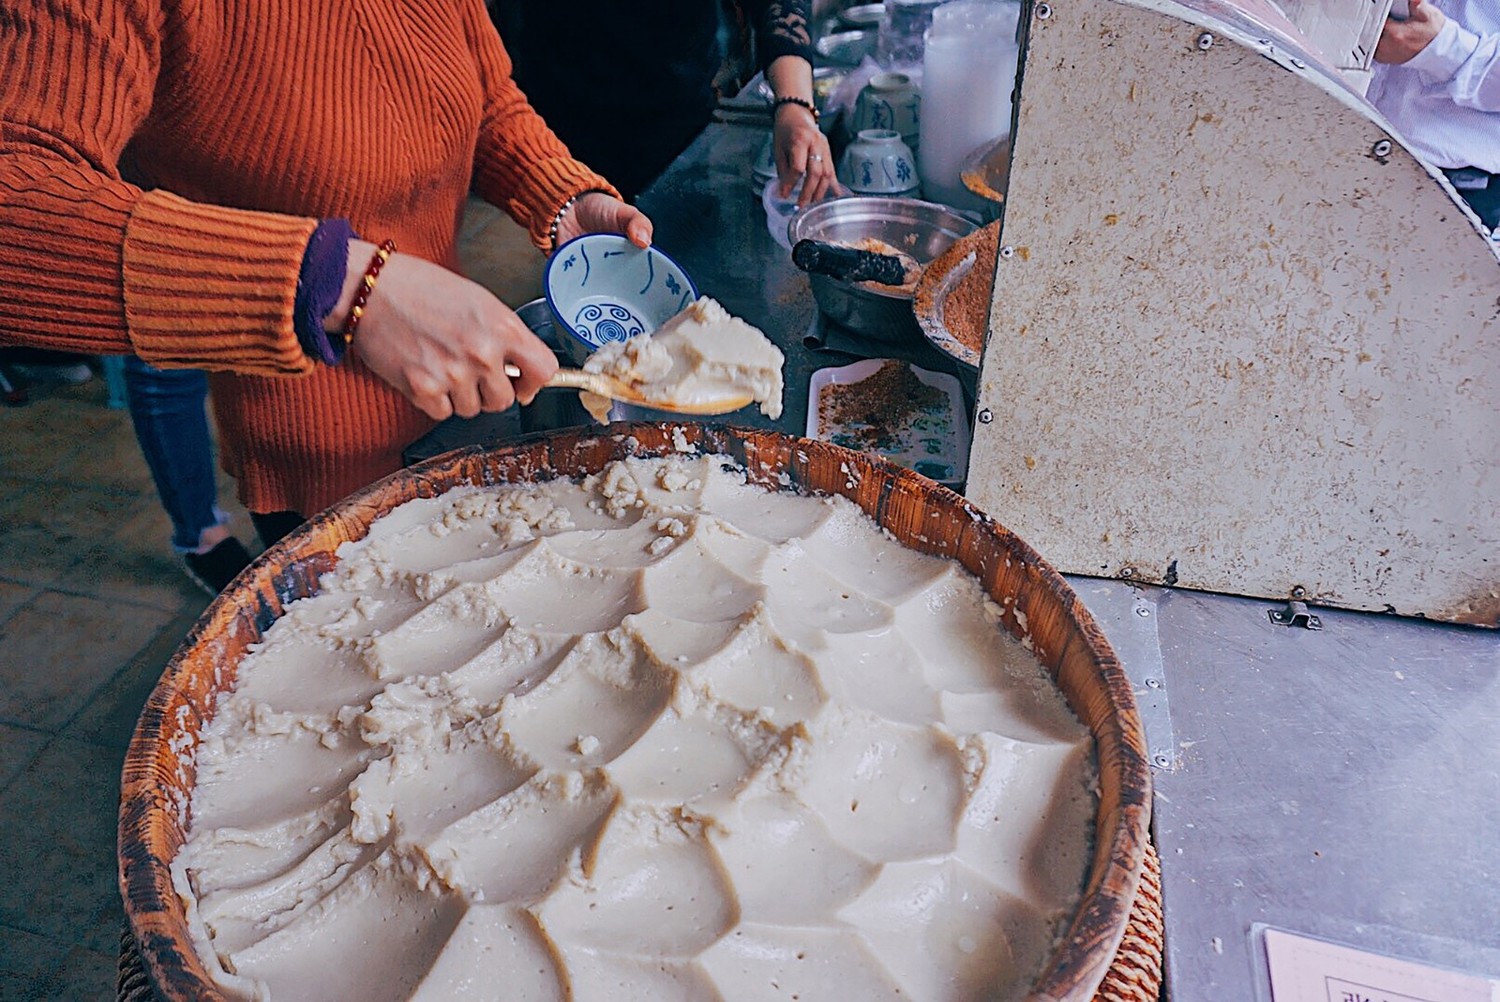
[917,0,1021,212]
[763,174,804,251]
[875,0,949,69]
[807,358,970,486]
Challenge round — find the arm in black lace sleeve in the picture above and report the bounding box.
[746,0,816,69]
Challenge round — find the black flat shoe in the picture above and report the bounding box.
[181,537,254,596]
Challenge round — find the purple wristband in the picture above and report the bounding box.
[295,219,356,365]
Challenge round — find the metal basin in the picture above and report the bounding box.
[401,298,591,465]
[814,28,876,66]
[837,2,885,30]
[787,196,978,342]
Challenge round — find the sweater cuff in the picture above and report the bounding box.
[760,38,816,72]
[1405,19,1479,82]
[478,156,622,251]
[295,219,356,365]
[122,190,318,376]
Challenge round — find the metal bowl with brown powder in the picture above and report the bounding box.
[914,221,1001,369]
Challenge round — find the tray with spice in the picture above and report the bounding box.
[806,358,970,487]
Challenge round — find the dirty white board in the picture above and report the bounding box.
[966,0,1500,625]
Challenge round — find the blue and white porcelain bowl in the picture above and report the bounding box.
[839,129,920,197]
[543,234,699,365]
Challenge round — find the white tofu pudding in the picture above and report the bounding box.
[579,297,785,422]
[174,453,1096,1002]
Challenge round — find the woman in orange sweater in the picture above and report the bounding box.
[0,0,651,538]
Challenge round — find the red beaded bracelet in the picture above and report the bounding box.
[341,238,397,348]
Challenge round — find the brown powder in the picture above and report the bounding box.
[850,237,904,255]
[960,170,1006,204]
[960,135,1011,205]
[856,278,916,297]
[914,222,1000,356]
[818,360,948,452]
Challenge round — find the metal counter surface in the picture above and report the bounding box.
[634,121,1500,1000]
[1081,582,1500,999]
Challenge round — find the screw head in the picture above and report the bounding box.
[1372,139,1393,158]
[1291,585,1307,599]
[1119,566,1136,579]
[1036,2,1052,19]
[977,408,995,424]
[999,245,1015,259]
[1145,677,1163,689]
[1290,57,1306,68]
[1153,753,1172,769]
[1197,32,1214,50]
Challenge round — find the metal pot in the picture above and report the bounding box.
[787,196,978,342]
[401,298,591,464]
[814,28,877,66]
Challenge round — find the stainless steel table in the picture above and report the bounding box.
[633,120,1500,1000]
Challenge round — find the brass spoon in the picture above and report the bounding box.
[504,363,754,415]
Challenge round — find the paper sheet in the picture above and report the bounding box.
[1263,927,1500,1002]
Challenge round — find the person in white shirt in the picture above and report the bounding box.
[1367,0,1500,230]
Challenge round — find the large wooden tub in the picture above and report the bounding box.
[119,423,1152,1001]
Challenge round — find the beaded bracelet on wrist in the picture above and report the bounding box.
[547,188,617,252]
[773,95,819,122]
[547,194,581,253]
[341,239,396,349]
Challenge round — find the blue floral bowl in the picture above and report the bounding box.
[543,234,699,365]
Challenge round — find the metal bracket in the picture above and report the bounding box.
[1072,582,1177,771]
[1268,600,1323,630]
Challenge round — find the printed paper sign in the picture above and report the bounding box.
[1263,927,1499,1002]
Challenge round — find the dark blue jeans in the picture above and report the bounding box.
[123,356,226,553]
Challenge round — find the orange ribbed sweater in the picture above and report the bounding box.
[0,0,616,515]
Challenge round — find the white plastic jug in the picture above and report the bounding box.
[917,0,1021,212]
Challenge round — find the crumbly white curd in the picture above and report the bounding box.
[580,297,785,421]
[175,454,1096,1002]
